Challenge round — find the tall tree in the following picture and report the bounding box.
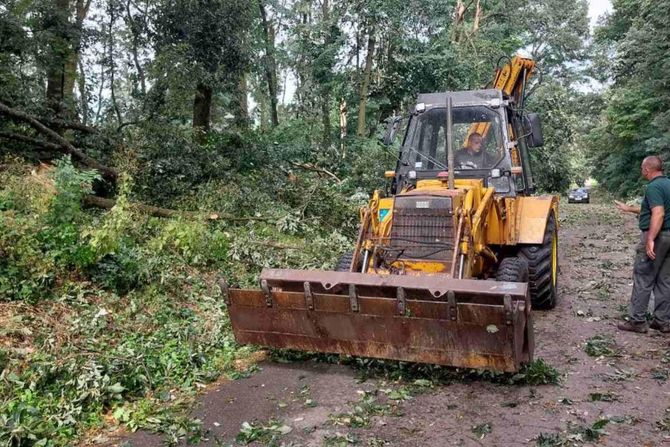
[153,0,252,132]
[258,0,279,128]
[356,25,375,137]
[588,0,670,195]
[41,0,93,119]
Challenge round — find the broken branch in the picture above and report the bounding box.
[289,161,342,183]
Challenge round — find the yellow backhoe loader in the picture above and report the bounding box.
[220,55,559,372]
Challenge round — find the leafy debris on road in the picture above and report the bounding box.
[235,419,292,445]
[584,335,621,358]
[471,422,492,439]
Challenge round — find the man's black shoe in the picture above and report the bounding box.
[617,321,649,333]
[650,320,670,333]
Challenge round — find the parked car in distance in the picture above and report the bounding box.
[568,187,590,204]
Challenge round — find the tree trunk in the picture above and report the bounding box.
[45,0,92,119]
[77,58,88,124]
[321,94,331,147]
[339,99,347,157]
[45,0,73,117]
[320,0,332,148]
[356,30,376,137]
[473,0,482,33]
[232,73,249,130]
[193,83,213,133]
[107,2,122,126]
[258,0,279,127]
[125,0,147,96]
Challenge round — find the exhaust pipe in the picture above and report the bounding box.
[446,96,455,190]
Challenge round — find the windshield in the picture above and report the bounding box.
[403,106,504,171]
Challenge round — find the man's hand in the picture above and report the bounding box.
[614,200,629,212]
[614,200,641,214]
[646,238,656,260]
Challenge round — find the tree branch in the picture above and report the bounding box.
[41,117,99,134]
[289,161,342,183]
[0,131,63,152]
[0,100,118,181]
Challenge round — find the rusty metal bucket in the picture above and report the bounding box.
[221,269,534,372]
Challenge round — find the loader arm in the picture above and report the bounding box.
[464,55,536,146]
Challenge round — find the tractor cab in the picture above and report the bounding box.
[384,89,544,197]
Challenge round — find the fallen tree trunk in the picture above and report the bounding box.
[0,131,63,152]
[84,195,179,217]
[83,195,272,222]
[0,101,118,181]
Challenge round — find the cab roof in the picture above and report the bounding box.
[416,89,504,110]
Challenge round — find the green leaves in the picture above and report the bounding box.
[235,420,293,445]
[588,0,670,197]
[583,334,621,358]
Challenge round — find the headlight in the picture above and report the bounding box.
[488,175,511,193]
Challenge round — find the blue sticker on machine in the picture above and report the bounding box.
[379,209,390,221]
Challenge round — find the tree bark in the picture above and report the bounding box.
[0,101,118,181]
[77,58,88,124]
[94,62,106,125]
[125,0,147,96]
[339,99,347,157]
[231,73,249,130]
[356,29,376,137]
[0,132,63,152]
[258,0,279,127]
[193,83,213,133]
[45,0,92,119]
[320,0,332,148]
[107,2,122,126]
[45,0,73,117]
[473,0,482,33]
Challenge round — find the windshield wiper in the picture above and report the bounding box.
[401,145,448,170]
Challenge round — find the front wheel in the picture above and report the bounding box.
[335,251,361,272]
[519,214,558,309]
[496,256,530,283]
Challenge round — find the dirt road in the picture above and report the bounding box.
[123,200,670,446]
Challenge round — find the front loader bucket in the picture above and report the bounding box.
[222,269,534,372]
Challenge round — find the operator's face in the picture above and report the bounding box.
[468,137,483,152]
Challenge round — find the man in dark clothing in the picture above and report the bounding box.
[455,133,495,169]
[615,155,670,333]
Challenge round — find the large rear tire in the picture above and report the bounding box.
[496,257,529,283]
[519,214,558,310]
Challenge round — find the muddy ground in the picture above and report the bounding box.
[120,198,670,447]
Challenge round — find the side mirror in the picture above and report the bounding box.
[382,116,403,146]
[525,113,544,148]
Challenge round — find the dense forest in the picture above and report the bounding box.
[0,0,668,445]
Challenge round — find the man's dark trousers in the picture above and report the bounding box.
[630,230,670,325]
